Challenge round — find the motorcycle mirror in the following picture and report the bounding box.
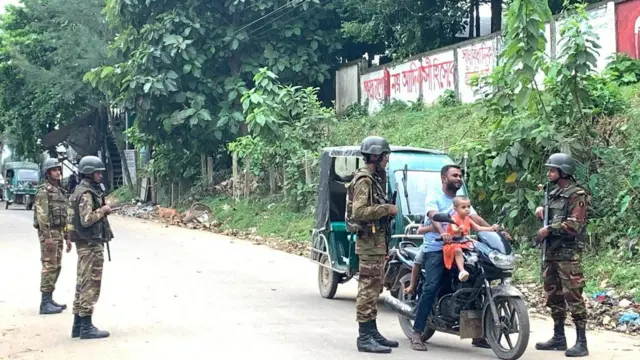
[432,212,455,224]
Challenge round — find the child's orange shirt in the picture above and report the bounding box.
[446,213,471,237]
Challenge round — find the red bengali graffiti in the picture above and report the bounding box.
[461,43,495,84]
[401,61,423,94]
[363,68,391,101]
[422,57,455,91]
[387,57,456,96]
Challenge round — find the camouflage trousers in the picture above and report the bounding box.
[72,242,105,317]
[356,255,385,323]
[38,229,64,293]
[543,260,587,327]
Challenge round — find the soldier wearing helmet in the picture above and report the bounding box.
[33,157,72,315]
[67,155,113,340]
[346,136,398,353]
[535,153,590,357]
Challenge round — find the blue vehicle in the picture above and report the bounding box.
[308,145,468,299]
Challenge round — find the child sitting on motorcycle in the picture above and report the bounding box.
[443,196,499,281]
[404,196,498,294]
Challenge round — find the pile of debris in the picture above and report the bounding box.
[112,202,307,256]
[520,280,640,335]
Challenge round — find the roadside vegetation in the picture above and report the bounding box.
[1,0,639,299]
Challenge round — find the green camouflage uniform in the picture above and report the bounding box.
[542,183,589,327]
[348,167,393,323]
[68,178,113,317]
[33,180,70,293]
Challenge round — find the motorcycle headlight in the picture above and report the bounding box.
[488,251,516,270]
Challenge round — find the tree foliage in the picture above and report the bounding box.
[340,0,470,60]
[460,0,639,249]
[84,0,344,172]
[0,0,110,159]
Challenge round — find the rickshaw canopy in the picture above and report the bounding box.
[314,145,461,232]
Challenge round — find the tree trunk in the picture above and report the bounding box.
[491,0,503,33]
[475,0,481,37]
[469,3,475,38]
[104,105,134,193]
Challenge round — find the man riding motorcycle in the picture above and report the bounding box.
[409,164,500,351]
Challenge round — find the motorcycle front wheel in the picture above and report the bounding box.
[397,273,436,342]
[483,297,530,360]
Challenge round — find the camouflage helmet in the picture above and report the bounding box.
[42,158,62,174]
[78,155,106,175]
[544,153,576,176]
[360,136,391,156]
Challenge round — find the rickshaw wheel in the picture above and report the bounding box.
[318,254,339,299]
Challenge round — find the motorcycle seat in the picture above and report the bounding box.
[400,246,420,260]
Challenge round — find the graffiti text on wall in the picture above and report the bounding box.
[461,43,495,84]
[363,69,390,101]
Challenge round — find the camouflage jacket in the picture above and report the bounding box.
[68,179,114,243]
[545,182,589,261]
[348,167,392,257]
[33,179,70,238]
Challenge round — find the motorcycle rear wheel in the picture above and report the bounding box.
[484,297,530,360]
[397,273,436,342]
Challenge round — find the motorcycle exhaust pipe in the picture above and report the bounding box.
[383,295,416,320]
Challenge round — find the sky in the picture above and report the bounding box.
[0,0,21,13]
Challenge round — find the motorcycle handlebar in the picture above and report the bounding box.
[434,236,466,242]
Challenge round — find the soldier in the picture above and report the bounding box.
[68,155,113,340]
[34,158,72,315]
[346,136,398,354]
[535,153,589,357]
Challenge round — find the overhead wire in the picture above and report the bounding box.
[233,1,295,36]
[246,0,333,39]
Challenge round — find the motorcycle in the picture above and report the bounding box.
[383,209,529,360]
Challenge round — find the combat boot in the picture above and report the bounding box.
[357,321,391,353]
[71,314,81,338]
[79,315,110,340]
[370,319,399,348]
[565,325,589,357]
[535,321,567,351]
[39,292,63,315]
[50,292,67,310]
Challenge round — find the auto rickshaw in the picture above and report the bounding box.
[3,161,40,210]
[308,145,470,299]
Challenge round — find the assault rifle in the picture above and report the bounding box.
[533,182,550,277]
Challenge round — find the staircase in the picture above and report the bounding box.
[106,132,123,190]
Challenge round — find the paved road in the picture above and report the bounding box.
[1,204,638,359]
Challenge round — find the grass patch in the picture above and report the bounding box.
[203,195,314,242]
[109,185,135,203]
[514,246,640,299]
[331,101,488,150]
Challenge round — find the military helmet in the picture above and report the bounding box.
[360,136,391,156]
[544,153,576,176]
[42,158,62,174]
[78,155,106,175]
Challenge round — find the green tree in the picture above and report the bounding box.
[340,0,469,59]
[86,0,344,182]
[0,0,110,159]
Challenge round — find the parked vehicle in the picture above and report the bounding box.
[308,145,470,299]
[0,173,5,201]
[3,161,40,210]
[383,209,529,360]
